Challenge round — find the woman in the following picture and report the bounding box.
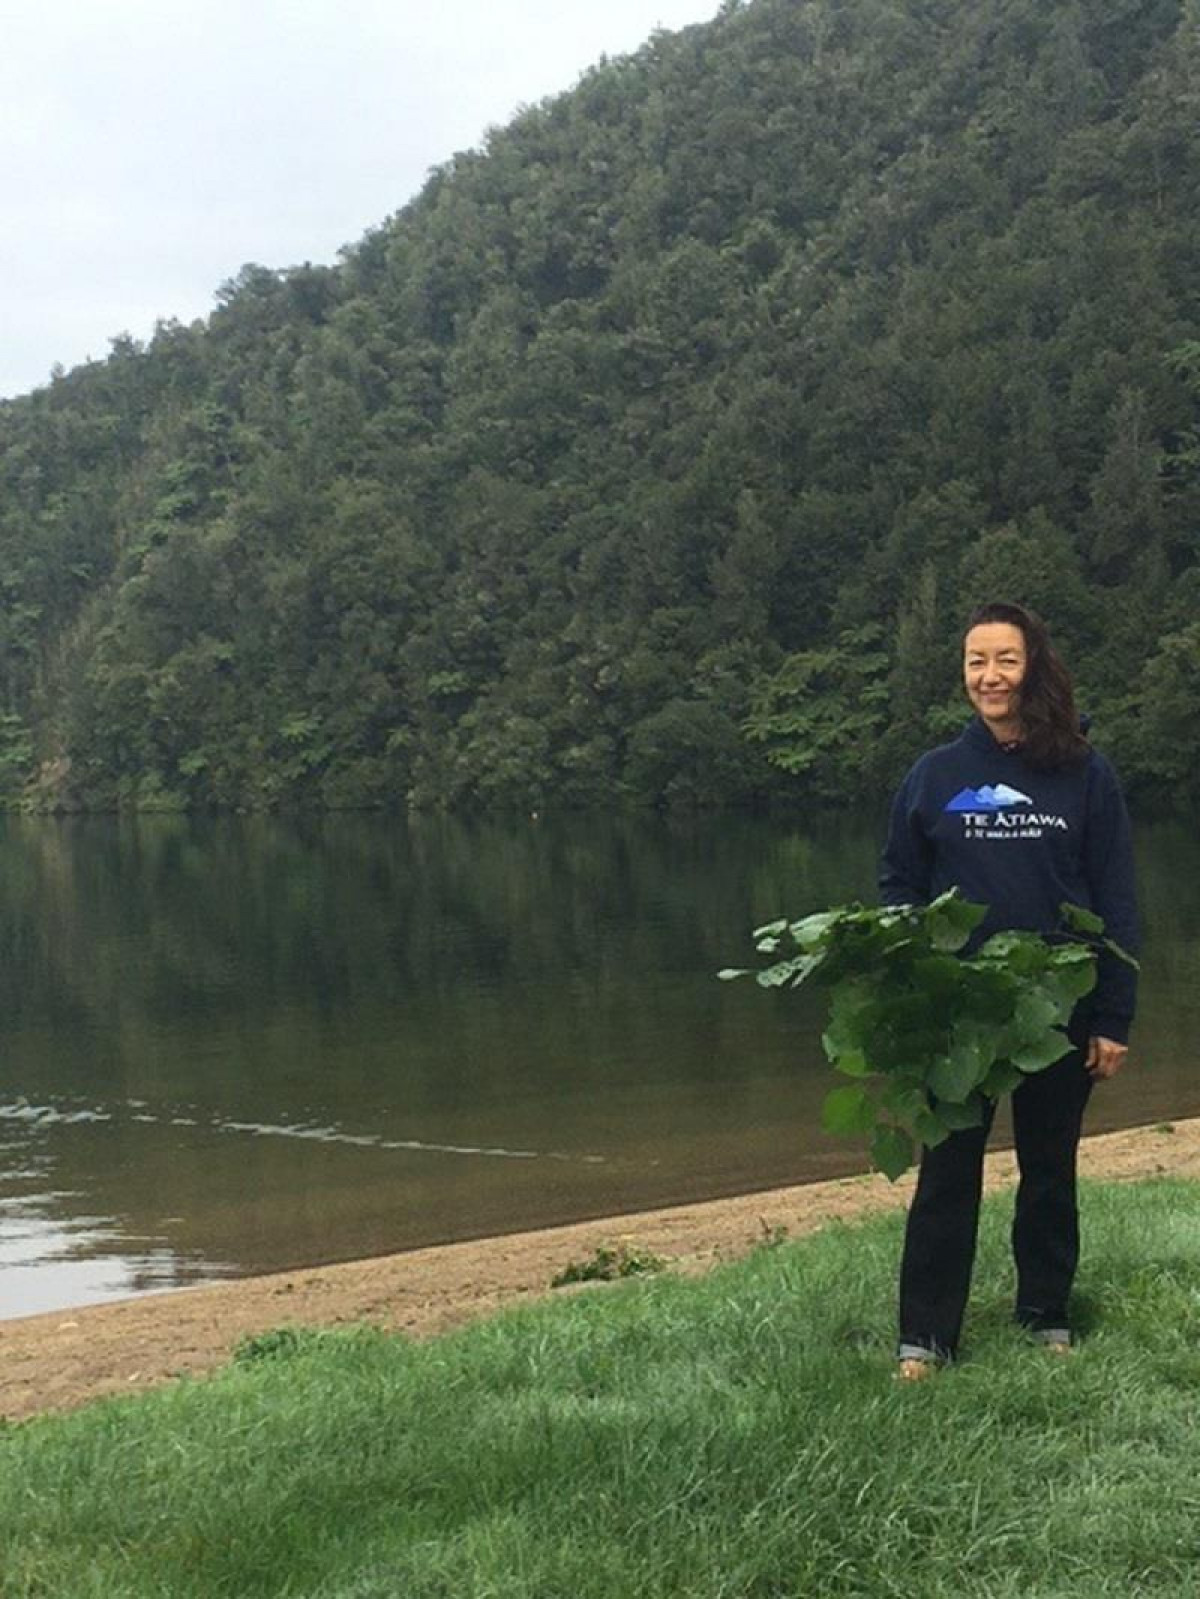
[879,601,1138,1378]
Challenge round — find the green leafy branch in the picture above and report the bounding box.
[720,891,1137,1181]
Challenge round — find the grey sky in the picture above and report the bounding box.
[0,0,722,400]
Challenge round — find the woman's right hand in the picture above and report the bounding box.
[1086,1036,1128,1080]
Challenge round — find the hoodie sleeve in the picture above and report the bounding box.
[879,763,934,907]
[1083,755,1139,1044]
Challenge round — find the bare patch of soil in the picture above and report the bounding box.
[3,1117,1196,1423]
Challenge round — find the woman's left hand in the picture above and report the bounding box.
[1086,1036,1128,1080]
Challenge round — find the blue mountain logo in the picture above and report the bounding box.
[944,783,1034,812]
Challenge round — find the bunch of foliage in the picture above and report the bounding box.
[721,892,1134,1179]
[550,1242,667,1288]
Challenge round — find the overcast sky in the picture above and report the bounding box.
[0,0,723,400]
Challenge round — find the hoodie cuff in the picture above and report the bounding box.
[1089,1013,1131,1046]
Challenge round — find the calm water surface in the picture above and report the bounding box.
[1,812,1196,1319]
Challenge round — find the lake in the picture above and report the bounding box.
[1,811,1197,1319]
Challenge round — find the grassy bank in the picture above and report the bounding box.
[3,1179,1199,1599]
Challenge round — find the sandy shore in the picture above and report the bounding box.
[3,1116,1198,1423]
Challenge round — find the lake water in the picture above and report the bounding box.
[1,811,1197,1320]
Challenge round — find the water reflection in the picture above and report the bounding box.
[0,812,1195,1319]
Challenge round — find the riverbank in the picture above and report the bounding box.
[3,1115,1198,1423]
[6,1170,1200,1599]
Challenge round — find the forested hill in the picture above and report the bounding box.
[2,0,1198,814]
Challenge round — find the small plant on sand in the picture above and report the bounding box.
[551,1243,667,1288]
[722,891,1136,1180]
[756,1219,790,1250]
[233,1326,327,1365]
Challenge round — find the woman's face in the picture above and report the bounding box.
[964,622,1027,734]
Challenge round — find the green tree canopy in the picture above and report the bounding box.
[1,0,1198,811]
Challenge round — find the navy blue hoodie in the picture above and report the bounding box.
[879,717,1138,1043]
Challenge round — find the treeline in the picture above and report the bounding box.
[1,0,1198,813]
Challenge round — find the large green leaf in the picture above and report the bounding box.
[927,1019,993,1103]
[934,1094,986,1130]
[882,989,944,1036]
[756,954,820,988]
[976,931,1046,976]
[821,977,878,1063]
[1060,901,1104,936]
[870,1023,946,1074]
[822,1038,871,1075]
[913,1108,952,1148]
[980,1060,1024,1097]
[1012,989,1061,1043]
[880,1078,929,1124]
[785,953,824,988]
[949,1017,996,1076]
[925,890,988,952]
[1044,950,1097,1005]
[1010,1029,1075,1073]
[928,1051,981,1103]
[871,1123,915,1181]
[787,910,841,949]
[961,964,1020,1022]
[910,955,964,999]
[822,1084,875,1136]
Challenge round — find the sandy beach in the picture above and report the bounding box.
[3,1116,1198,1424]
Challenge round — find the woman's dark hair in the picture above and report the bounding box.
[964,602,1089,770]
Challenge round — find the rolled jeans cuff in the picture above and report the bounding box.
[897,1341,947,1365]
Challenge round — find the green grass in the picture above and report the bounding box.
[3,1179,1200,1598]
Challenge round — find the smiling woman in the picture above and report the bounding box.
[879,600,1140,1378]
[962,603,1091,771]
[963,621,1026,741]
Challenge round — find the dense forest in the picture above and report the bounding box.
[1,0,1198,813]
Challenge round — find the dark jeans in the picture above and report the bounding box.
[898,1047,1094,1359]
